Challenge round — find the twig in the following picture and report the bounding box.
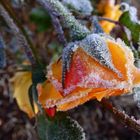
[98,16,120,25]
[101,98,140,134]
[77,15,120,25]
[0,1,41,65]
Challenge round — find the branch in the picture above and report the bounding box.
[0,1,41,65]
[98,16,120,25]
[101,98,140,134]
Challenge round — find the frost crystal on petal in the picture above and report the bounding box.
[62,42,79,88]
[81,34,122,77]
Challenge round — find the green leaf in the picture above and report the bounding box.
[29,7,51,32]
[37,113,86,140]
[119,11,140,46]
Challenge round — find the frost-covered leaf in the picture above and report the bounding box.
[30,7,51,32]
[62,0,93,15]
[119,4,140,46]
[0,36,6,68]
[37,113,85,140]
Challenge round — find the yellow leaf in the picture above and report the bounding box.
[11,71,38,118]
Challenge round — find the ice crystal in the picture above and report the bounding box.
[62,0,93,15]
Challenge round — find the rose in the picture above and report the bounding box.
[37,35,140,112]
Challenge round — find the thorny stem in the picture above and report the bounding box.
[36,0,90,41]
[0,1,41,65]
[101,99,140,134]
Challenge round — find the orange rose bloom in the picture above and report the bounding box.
[37,36,140,112]
[98,0,122,33]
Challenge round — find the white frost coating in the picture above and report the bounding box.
[62,0,93,15]
[79,73,131,90]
